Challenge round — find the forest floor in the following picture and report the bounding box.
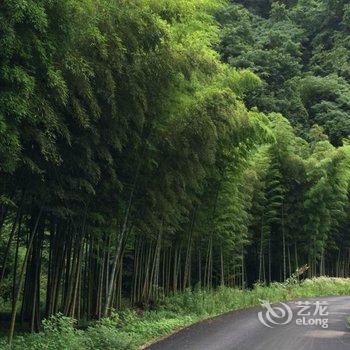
[1,277,350,349]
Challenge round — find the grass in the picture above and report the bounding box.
[1,277,350,350]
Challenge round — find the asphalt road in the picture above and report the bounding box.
[147,296,350,350]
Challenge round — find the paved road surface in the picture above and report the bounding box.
[147,296,350,350]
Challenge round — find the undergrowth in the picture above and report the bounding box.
[1,277,349,350]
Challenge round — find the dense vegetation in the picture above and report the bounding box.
[0,0,350,346]
[1,277,350,350]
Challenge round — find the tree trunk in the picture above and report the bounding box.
[8,207,43,345]
[104,159,141,316]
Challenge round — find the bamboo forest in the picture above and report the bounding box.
[1,0,350,349]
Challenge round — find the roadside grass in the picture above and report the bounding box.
[1,277,349,350]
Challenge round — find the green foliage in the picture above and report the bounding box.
[0,315,84,350]
[218,0,350,144]
[217,3,306,124]
[2,278,350,349]
[299,75,350,145]
[1,1,350,347]
[85,316,135,350]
